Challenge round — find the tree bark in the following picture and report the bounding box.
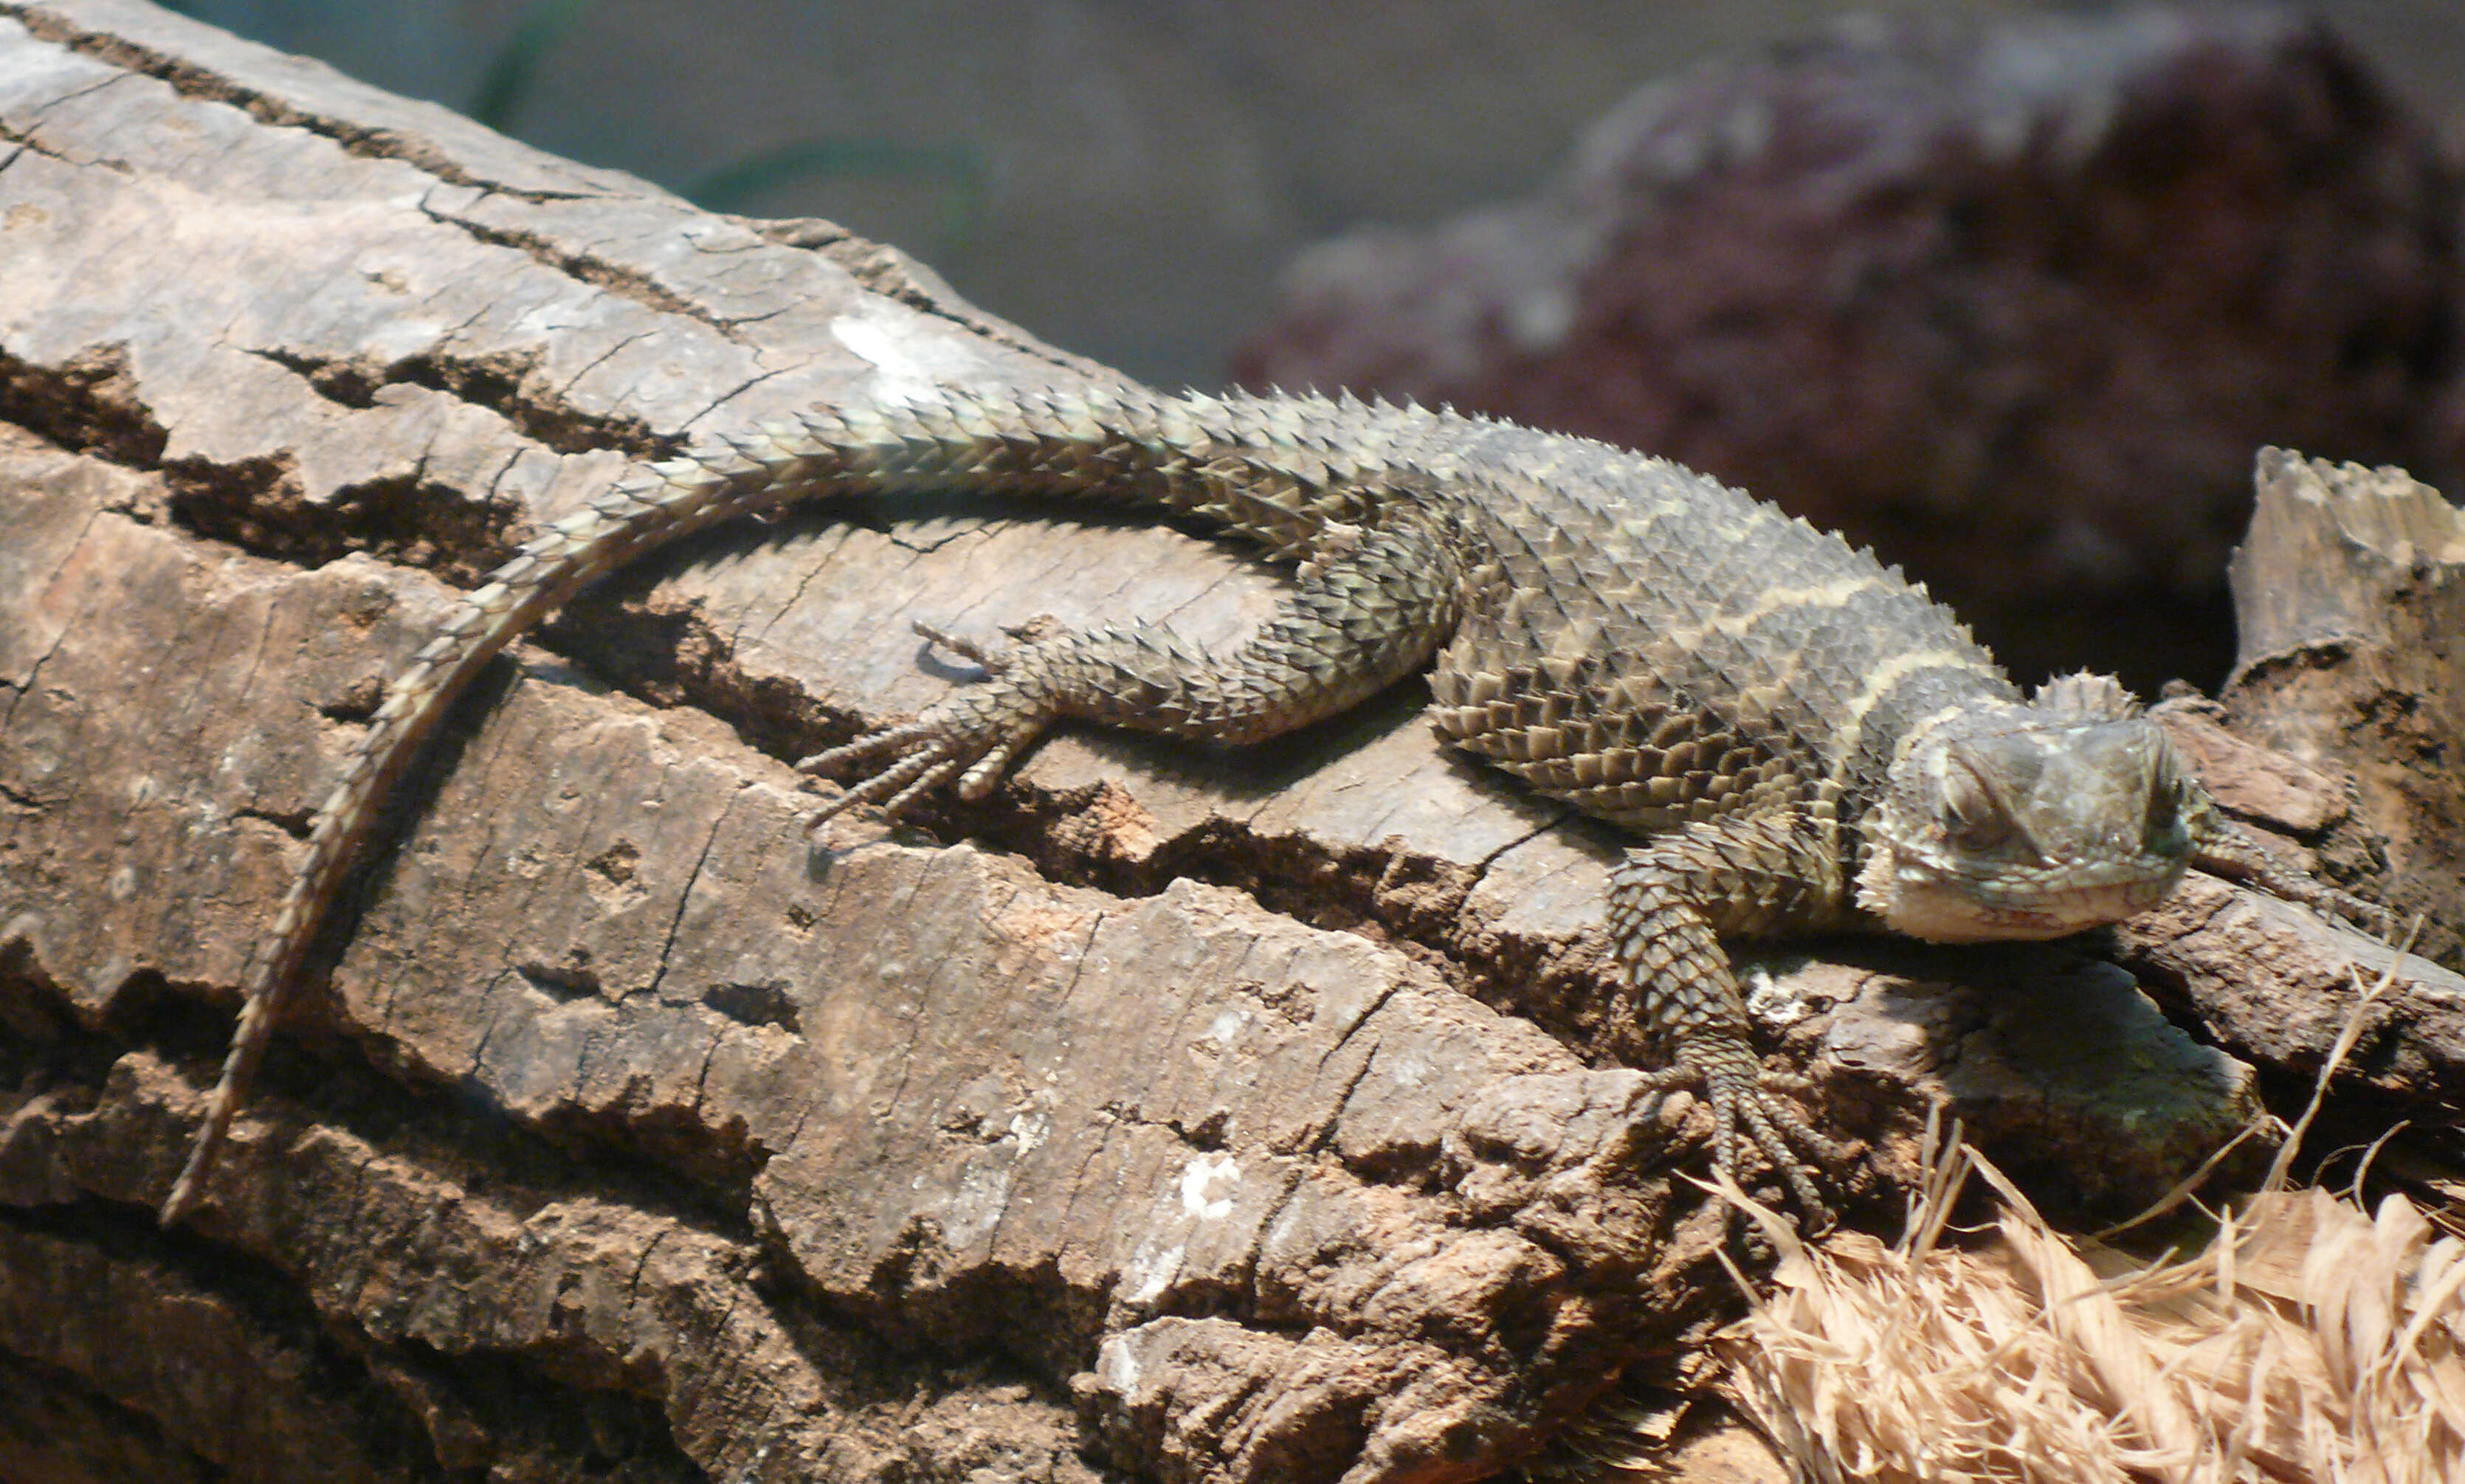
[1,4,2456,1483]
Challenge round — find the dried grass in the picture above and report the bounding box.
[1712,948,2464,1483]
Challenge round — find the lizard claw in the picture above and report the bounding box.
[1644,1039,1846,1233]
[798,673,1051,826]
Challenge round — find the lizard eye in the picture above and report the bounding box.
[1940,757,2013,851]
[2145,767,2190,852]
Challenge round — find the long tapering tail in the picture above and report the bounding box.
[157,387,1369,1223]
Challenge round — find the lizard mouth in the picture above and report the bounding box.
[1876,864,2184,943]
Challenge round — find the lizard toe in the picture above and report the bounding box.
[909,619,1013,673]
[1731,1083,1836,1233]
[800,683,1052,824]
[1655,1040,1840,1230]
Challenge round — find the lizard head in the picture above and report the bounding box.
[1858,673,2202,942]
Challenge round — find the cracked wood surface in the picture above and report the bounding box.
[1,4,2458,1483]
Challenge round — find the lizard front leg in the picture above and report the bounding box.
[2185,802,2397,939]
[1607,810,1855,1223]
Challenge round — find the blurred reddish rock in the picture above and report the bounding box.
[1234,8,2463,695]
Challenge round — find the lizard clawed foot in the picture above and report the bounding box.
[1642,1038,1846,1233]
[2192,822,2399,941]
[2272,872,2402,942]
[797,639,1055,825]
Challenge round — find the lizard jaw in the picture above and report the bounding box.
[1857,849,2185,942]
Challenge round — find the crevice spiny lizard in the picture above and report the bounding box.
[157,384,2373,1228]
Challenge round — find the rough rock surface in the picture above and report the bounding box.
[1232,8,2464,697]
[0,5,2457,1483]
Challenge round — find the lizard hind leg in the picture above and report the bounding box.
[798,502,1472,826]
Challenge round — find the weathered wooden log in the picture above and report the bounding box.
[1,5,2455,1482]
